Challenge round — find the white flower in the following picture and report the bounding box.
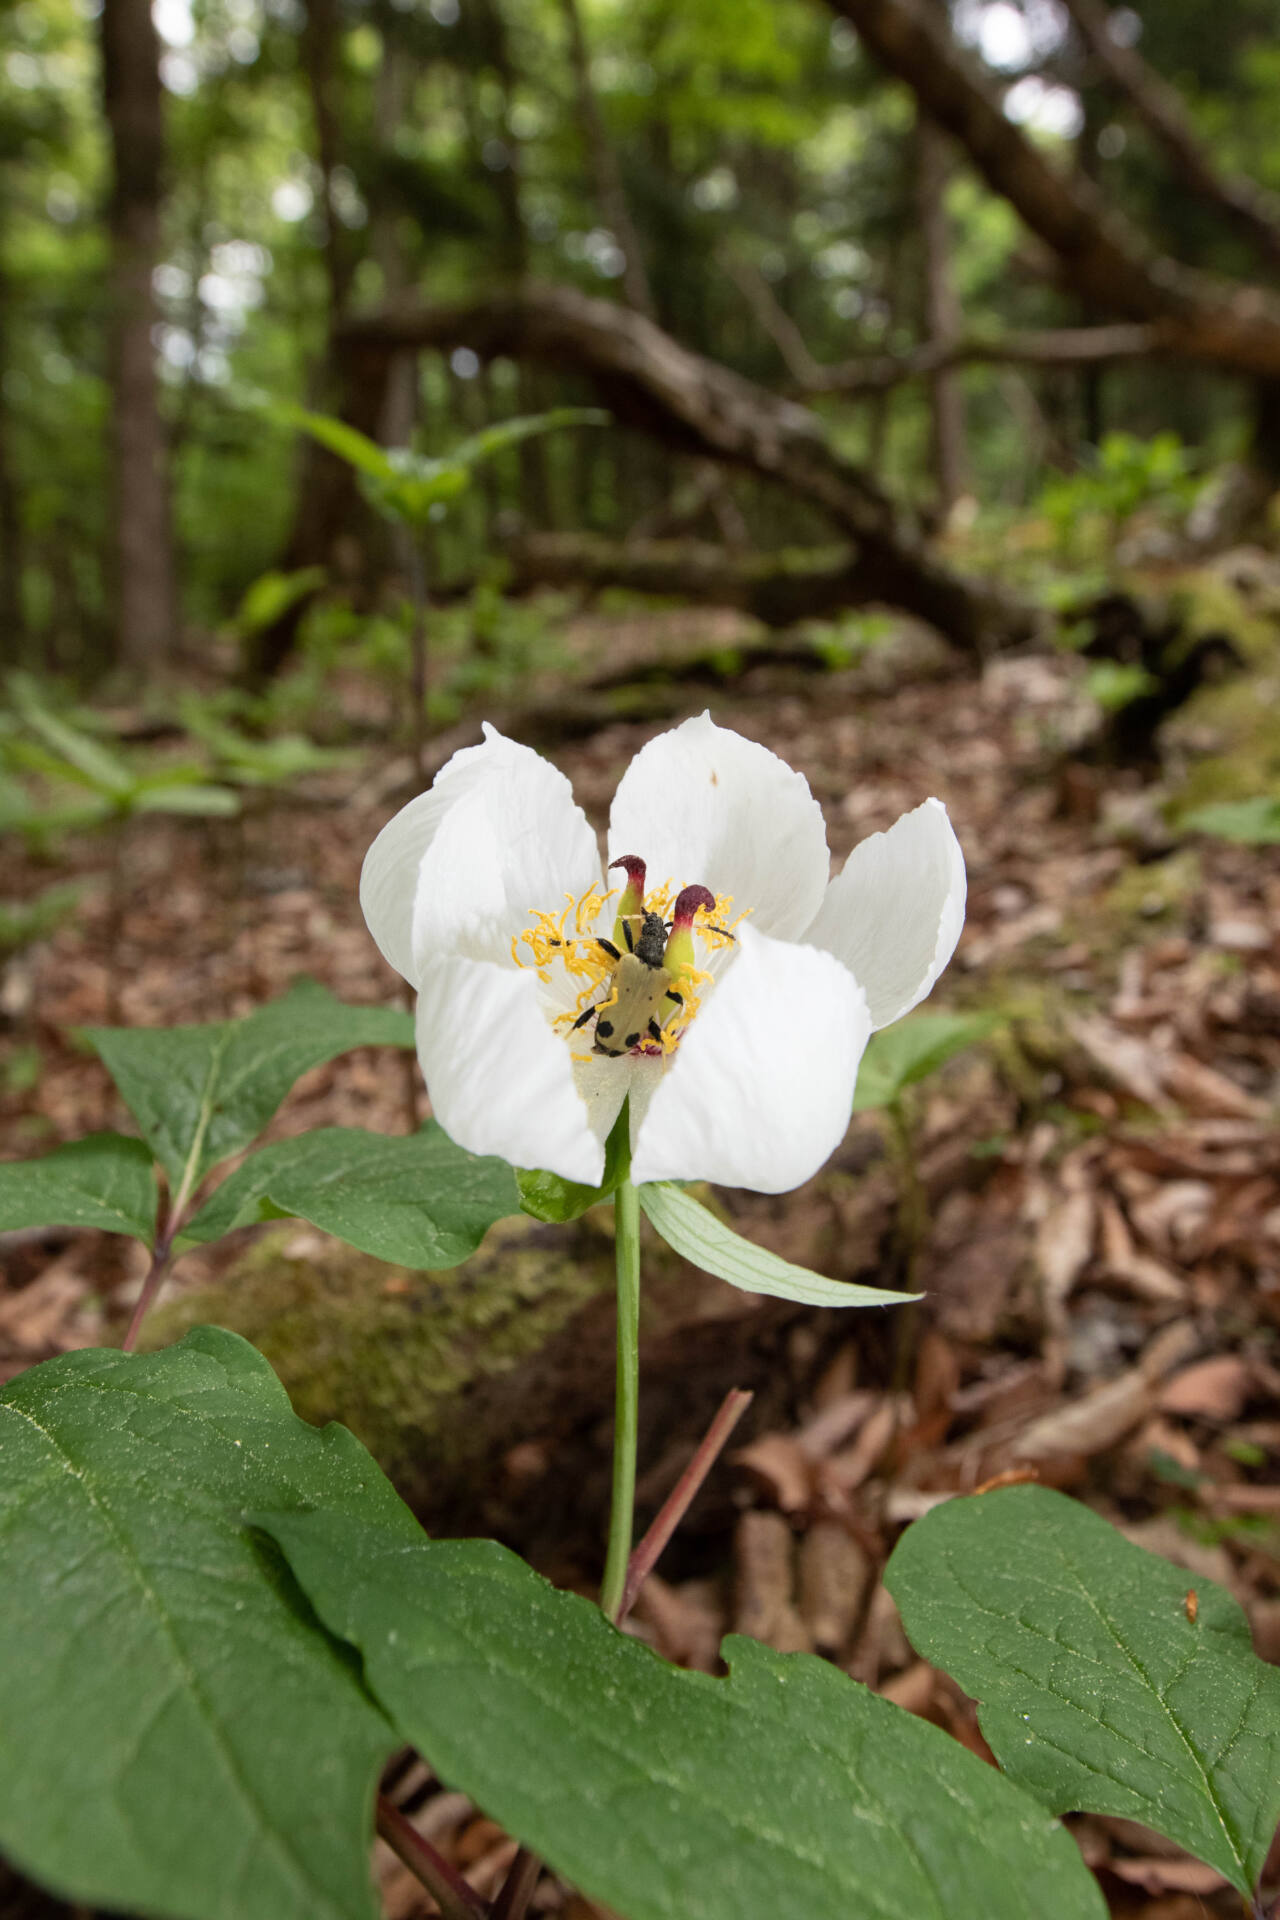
[360,713,965,1195]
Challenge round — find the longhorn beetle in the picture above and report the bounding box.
[573,896,731,1056]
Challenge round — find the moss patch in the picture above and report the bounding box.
[147,1214,613,1491]
[1161,553,1280,816]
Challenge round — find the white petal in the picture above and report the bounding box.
[607,712,829,940]
[803,799,965,1030]
[361,725,516,981]
[416,958,603,1184]
[571,1053,633,1149]
[571,1049,668,1153]
[360,724,599,986]
[411,776,600,980]
[630,925,870,1194]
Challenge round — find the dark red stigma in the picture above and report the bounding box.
[609,854,647,888]
[670,883,715,929]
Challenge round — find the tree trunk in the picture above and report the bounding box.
[101,0,177,667]
[915,107,968,513]
[558,0,655,319]
[302,0,355,321]
[0,242,26,661]
[372,24,418,451]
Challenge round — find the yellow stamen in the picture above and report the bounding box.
[512,877,747,1055]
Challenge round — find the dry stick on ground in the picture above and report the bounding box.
[489,1848,541,1920]
[1058,0,1280,272]
[619,1387,754,1622]
[376,1796,487,1920]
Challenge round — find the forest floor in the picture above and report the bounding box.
[2,606,1279,1919]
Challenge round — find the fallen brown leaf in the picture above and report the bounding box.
[1163,1053,1266,1121]
[730,1433,813,1514]
[797,1521,872,1659]
[1109,1857,1229,1895]
[878,1659,936,1715]
[1159,1355,1252,1422]
[733,1509,810,1654]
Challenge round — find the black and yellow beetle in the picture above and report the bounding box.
[572,881,723,1056]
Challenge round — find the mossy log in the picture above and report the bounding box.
[148,1171,904,1571]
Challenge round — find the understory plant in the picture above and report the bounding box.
[1,715,1278,1920]
[277,405,606,780]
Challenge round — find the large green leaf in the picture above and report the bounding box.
[639,1181,916,1308]
[262,1508,1105,1920]
[886,1485,1280,1895]
[0,1132,158,1242]
[0,1329,398,1920]
[183,1123,518,1264]
[84,981,415,1198]
[852,1011,1001,1112]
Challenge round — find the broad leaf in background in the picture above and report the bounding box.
[444,407,609,473]
[8,677,134,794]
[1180,796,1280,845]
[84,980,414,1197]
[0,1329,398,1920]
[183,1124,518,1265]
[263,1510,1106,1920]
[852,1010,1001,1112]
[0,1132,158,1241]
[269,404,401,481]
[129,772,240,818]
[231,566,327,639]
[887,1484,1280,1895]
[640,1180,917,1307]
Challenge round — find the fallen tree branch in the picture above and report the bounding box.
[512,531,896,628]
[796,323,1164,393]
[719,247,1160,393]
[1059,0,1280,271]
[720,253,829,388]
[823,0,1280,379]
[340,283,1033,650]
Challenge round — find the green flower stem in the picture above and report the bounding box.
[601,1174,642,1624]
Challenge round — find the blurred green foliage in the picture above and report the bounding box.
[1,675,239,848]
[4,0,1277,674]
[1037,433,1201,564]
